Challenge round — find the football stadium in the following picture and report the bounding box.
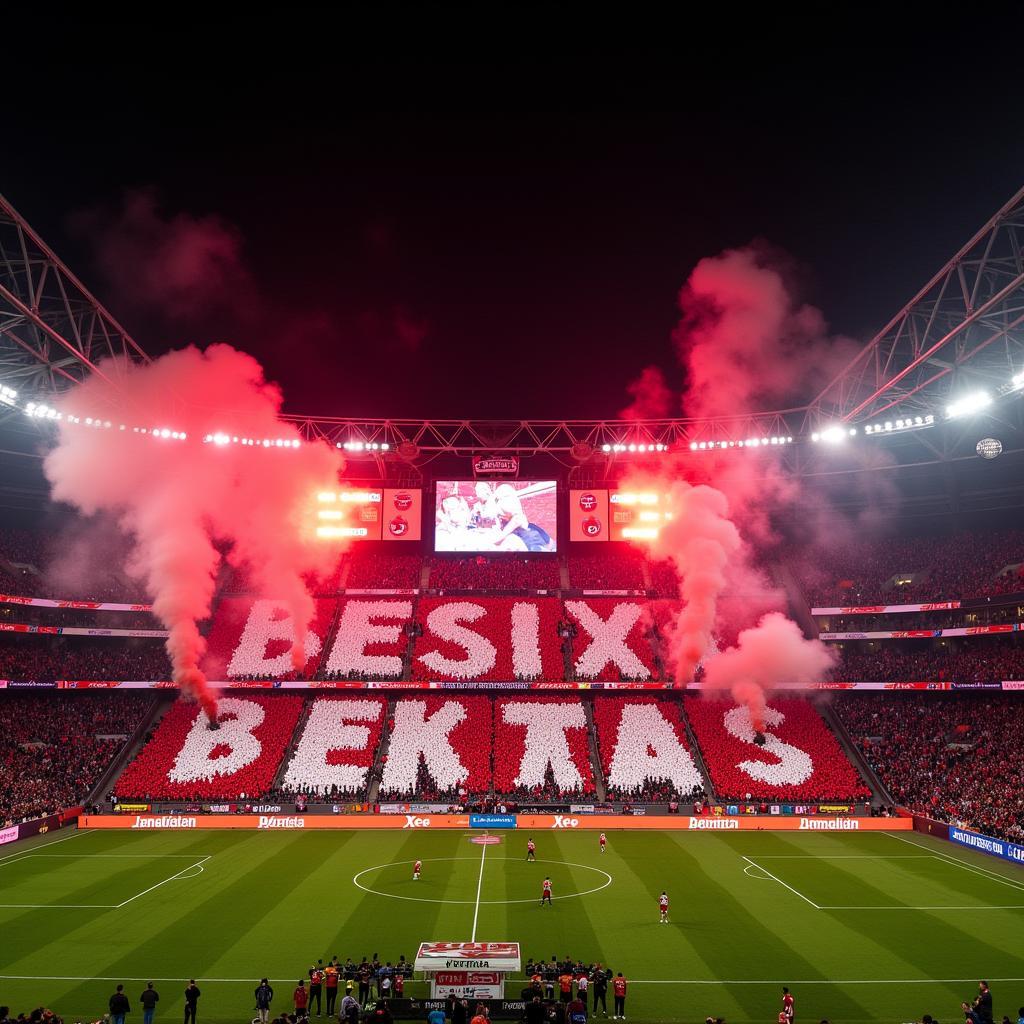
[2,40,1024,1024]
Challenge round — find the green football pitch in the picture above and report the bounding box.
[1,826,1022,1024]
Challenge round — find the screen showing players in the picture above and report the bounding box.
[434,480,558,552]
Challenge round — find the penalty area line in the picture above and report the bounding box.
[741,856,821,910]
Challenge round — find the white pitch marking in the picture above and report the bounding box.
[819,905,1024,911]
[115,856,211,908]
[351,856,612,905]
[0,828,94,866]
[741,856,821,909]
[470,840,488,942]
[886,831,1024,891]
[2,974,1023,986]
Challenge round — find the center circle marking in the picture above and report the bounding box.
[352,857,613,905]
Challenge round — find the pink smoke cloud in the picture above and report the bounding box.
[70,190,258,323]
[42,344,344,719]
[620,365,674,420]
[701,612,837,730]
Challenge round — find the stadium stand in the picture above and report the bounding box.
[797,529,1024,605]
[430,555,560,591]
[568,551,645,590]
[592,696,704,800]
[410,597,563,681]
[563,598,662,681]
[836,693,1024,842]
[114,695,303,800]
[346,551,422,589]
[832,638,1024,682]
[0,637,171,681]
[493,696,596,799]
[0,692,151,824]
[278,696,386,798]
[683,696,871,801]
[379,695,492,800]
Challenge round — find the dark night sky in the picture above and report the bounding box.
[6,13,1024,421]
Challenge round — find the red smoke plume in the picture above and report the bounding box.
[621,365,674,421]
[43,345,343,719]
[641,480,741,683]
[618,244,858,716]
[701,613,836,730]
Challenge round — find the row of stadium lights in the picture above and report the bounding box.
[7,374,1024,453]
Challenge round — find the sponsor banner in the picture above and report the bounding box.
[63,627,169,638]
[379,803,456,814]
[429,972,504,1000]
[0,623,59,634]
[431,983,504,1000]
[470,813,517,829]
[343,589,419,596]
[0,594,153,611]
[949,827,1024,865]
[818,804,853,814]
[114,803,151,813]
[22,679,1022,693]
[912,814,950,841]
[80,813,912,832]
[812,602,962,615]
[382,488,423,542]
[473,456,519,476]
[17,809,76,841]
[0,825,19,846]
[416,942,521,972]
[569,489,608,543]
[570,805,596,814]
[821,624,1020,641]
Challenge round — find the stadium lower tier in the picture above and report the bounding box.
[5,691,1022,846]
[108,693,870,803]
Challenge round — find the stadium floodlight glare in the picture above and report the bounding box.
[946,391,992,418]
[621,526,659,539]
[812,425,847,444]
[0,385,17,406]
[1012,370,1024,390]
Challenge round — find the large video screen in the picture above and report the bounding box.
[434,480,558,552]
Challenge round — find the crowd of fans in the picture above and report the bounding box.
[0,637,171,680]
[836,694,1024,842]
[346,552,421,589]
[833,638,1024,682]
[379,695,492,799]
[568,552,645,590]
[563,599,662,681]
[410,597,564,681]
[683,697,872,802]
[592,697,704,801]
[0,693,151,824]
[798,529,1024,605]
[114,696,304,800]
[818,604,1024,633]
[430,555,560,591]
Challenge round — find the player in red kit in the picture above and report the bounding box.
[527,838,536,861]
[540,876,552,906]
[413,860,422,881]
[599,832,607,853]
[659,891,669,923]
[781,986,794,1023]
